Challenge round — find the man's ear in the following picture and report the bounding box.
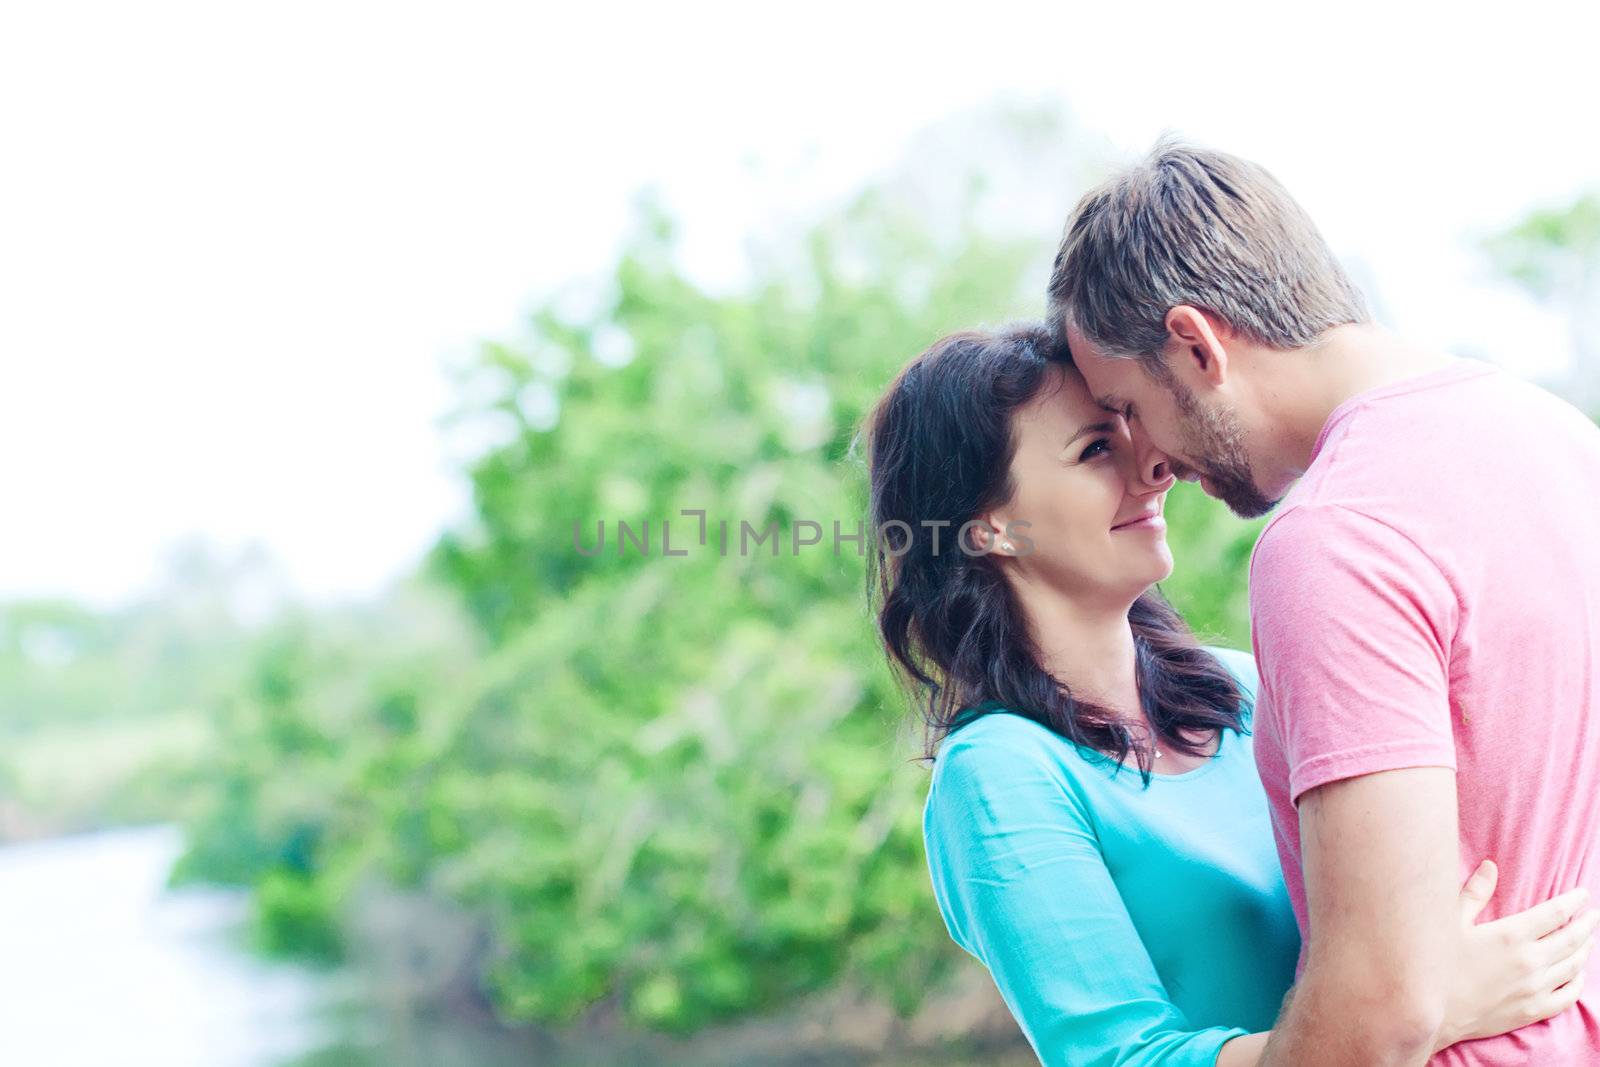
[1164,305,1230,389]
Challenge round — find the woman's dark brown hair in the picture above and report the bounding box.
[863,322,1246,785]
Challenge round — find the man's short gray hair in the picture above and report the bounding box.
[1047,140,1369,362]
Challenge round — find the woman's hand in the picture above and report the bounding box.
[1436,860,1597,1053]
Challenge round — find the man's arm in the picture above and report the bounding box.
[1248,504,1464,1066]
[1259,766,1461,1066]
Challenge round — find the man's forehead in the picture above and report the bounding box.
[1062,325,1141,401]
[1095,391,1130,414]
[1073,359,1138,411]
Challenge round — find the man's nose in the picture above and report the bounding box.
[1130,424,1178,491]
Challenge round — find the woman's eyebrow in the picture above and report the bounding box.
[1066,420,1118,447]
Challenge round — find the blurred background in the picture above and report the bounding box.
[3,3,1599,1065]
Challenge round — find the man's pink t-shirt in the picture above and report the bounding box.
[1249,359,1600,1065]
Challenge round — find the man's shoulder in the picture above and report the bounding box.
[1251,501,1408,571]
[1312,360,1597,478]
[1247,500,1455,630]
[1252,361,1600,577]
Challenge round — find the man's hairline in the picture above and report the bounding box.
[1058,304,1180,369]
[1058,308,1185,418]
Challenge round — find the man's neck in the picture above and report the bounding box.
[1256,323,1459,480]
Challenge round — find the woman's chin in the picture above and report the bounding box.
[1103,558,1174,604]
[1141,548,1175,586]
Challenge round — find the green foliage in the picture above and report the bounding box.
[1484,192,1600,302]
[168,584,483,962]
[1156,482,1261,648]
[409,184,1047,1030]
[1483,189,1600,417]
[255,867,344,961]
[0,572,261,836]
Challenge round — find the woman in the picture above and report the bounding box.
[863,323,1594,1066]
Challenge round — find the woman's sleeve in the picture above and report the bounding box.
[924,726,1250,1067]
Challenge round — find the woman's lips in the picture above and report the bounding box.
[1111,513,1165,532]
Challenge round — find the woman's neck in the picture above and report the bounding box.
[1013,579,1139,713]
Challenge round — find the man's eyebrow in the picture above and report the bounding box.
[1066,420,1119,447]
[1098,395,1134,417]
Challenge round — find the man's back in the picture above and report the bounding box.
[1249,358,1600,1064]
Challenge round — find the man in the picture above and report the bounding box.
[1048,142,1600,1065]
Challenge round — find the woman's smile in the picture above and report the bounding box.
[1112,504,1165,533]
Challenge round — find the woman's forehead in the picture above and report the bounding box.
[1017,363,1099,430]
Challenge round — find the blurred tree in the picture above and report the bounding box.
[0,544,293,837]
[171,104,1263,1035]
[1485,191,1600,412]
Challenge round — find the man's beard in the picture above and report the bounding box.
[1168,381,1279,520]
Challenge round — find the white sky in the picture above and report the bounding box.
[3,1,1597,607]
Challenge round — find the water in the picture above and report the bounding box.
[0,825,359,1066]
[0,825,545,1066]
[0,825,1027,1067]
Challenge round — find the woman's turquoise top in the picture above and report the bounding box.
[922,648,1301,1066]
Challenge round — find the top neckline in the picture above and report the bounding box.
[1104,729,1230,784]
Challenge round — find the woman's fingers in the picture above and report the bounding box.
[1533,966,1588,1023]
[1542,934,1594,990]
[1507,887,1590,940]
[1534,909,1600,969]
[1459,859,1499,923]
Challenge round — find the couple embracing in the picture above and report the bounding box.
[864,144,1600,1066]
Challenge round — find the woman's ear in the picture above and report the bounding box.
[968,512,1015,556]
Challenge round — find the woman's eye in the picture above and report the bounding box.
[1080,438,1112,460]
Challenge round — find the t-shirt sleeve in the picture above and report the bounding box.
[1248,504,1459,806]
[923,720,1250,1066]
